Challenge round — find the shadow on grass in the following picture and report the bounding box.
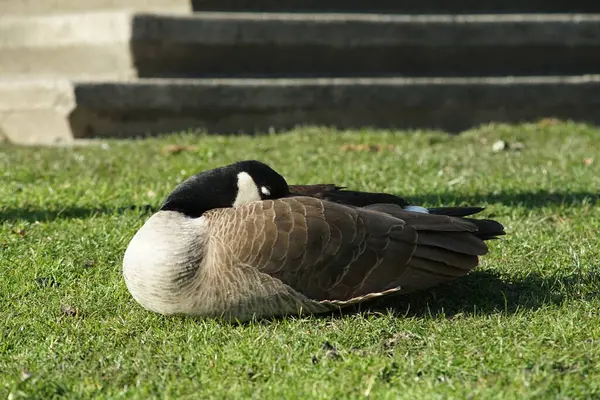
[229,270,600,327]
[340,269,599,319]
[406,189,599,209]
[0,204,156,223]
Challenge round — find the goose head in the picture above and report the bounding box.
[160,160,290,217]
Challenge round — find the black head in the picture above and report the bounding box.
[160,160,290,218]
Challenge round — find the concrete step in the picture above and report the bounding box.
[2,12,600,79]
[0,0,191,15]
[3,0,597,15]
[193,0,600,14]
[2,75,599,144]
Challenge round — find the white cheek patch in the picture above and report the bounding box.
[260,186,271,196]
[233,172,261,207]
[404,205,430,214]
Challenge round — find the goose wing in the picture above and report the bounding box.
[288,185,410,208]
[210,196,495,307]
[288,184,488,217]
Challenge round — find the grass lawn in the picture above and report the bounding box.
[1,121,599,399]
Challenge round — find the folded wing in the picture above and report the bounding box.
[213,197,501,308]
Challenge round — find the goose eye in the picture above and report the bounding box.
[260,186,271,196]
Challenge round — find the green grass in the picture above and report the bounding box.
[1,121,599,399]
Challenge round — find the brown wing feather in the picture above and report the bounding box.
[211,197,499,311]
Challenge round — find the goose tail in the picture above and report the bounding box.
[464,218,506,240]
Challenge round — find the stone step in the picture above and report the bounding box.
[3,0,596,15]
[193,0,600,14]
[2,75,599,144]
[0,0,191,15]
[2,12,600,79]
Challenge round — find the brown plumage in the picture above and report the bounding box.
[123,160,505,321]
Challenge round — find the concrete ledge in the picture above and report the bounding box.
[0,0,191,15]
[0,79,77,144]
[2,76,599,144]
[129,13,600,46]
[193,0,600,14]
[2,0,597,15]
[2,12,600,78]
[0,12,134,79]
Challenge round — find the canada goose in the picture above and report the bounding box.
[123,160,505,321]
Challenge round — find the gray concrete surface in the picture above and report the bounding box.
[2,76,599,145]
[2,12,600,78]
[4,0,595,15]
[0,79,77,145]
[193,0,600,14]
[0,0,191,14]
[3,6,600,145]
[0,12,134,79]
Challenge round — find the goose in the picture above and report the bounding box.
[123,160,505,321]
